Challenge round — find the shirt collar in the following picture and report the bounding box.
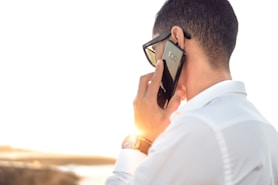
[171,80,247,120]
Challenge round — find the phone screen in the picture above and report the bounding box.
[157,40,185,109]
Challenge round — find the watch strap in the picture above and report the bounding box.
[138,136,152,155]
[122,135,152,155]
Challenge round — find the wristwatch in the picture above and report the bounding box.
[122,134,152,155]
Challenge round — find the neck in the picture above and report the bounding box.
[183,55,232,100]
[185,69,232,101]
[178,39,232,101]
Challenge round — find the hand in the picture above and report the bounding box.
[133,60,184,142]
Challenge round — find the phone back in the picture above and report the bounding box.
[162,40,185,81]
[157,40,185,108]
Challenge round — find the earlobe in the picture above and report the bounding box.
[171,26,185,49]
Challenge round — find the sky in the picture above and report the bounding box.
[0,0,277,158]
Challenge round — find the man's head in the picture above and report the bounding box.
[154,0,238,70]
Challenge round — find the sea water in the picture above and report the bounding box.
[57,164,114,185]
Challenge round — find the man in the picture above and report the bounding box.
[106,0,278,184]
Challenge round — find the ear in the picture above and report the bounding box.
[171,26,186,49]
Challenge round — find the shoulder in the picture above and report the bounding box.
[151,114,217,153]
[142,115,224,184]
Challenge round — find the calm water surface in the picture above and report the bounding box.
[57,164,114,185]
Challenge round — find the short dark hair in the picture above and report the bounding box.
[154,0,238,69]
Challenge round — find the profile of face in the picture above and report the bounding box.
[152,38,167,63]
[143,30,189,102]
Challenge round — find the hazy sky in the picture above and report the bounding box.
[0,0,277,157]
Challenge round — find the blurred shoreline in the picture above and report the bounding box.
[0,145,115,185]
[0,145,116,165]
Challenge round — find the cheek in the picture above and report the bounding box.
[155,43,165,61]
[155,50,163,61]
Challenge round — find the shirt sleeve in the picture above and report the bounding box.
[105,172,132,185]
[105,149,147,185]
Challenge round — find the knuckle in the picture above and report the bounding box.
[133,98,138,107]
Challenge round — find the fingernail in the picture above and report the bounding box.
[157,59,162,66]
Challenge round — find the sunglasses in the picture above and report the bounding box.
[143,30,191,67]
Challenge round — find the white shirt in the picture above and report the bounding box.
[106,80,278,185]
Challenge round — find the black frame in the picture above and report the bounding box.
[142,30,191,67]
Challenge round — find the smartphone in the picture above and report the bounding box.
[157,40,186,109]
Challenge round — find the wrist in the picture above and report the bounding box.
[114,149,147,175]
[122,134,152,155]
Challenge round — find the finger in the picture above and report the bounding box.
[136,72,154,100]
[166,86,186,114]
[145,60,164,98]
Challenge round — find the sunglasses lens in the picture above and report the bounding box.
[145,48,157,67]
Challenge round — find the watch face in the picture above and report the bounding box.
[122,135,140,149]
